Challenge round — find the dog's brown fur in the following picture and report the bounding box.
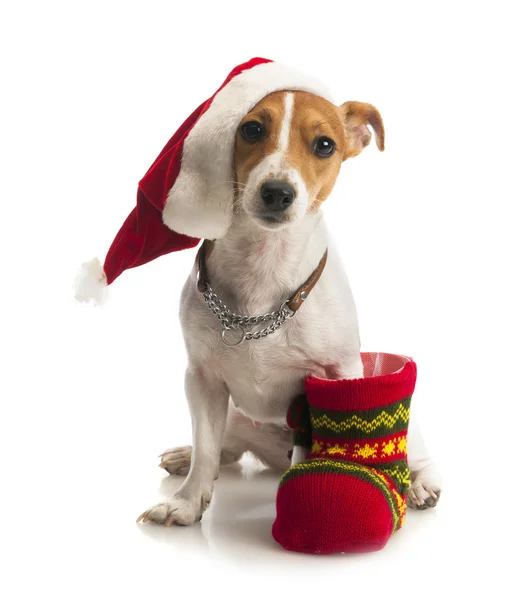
[234,91,385,213]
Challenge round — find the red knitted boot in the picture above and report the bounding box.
[272,352,416,554]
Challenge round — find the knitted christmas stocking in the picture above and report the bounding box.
[272,352,416,554]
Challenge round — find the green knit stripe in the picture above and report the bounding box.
[373,459,411,495]
[279,459,401,532]
[310,396,411,439]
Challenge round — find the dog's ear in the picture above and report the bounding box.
[339,101,385,159]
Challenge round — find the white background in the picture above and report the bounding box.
[1,1,519,598]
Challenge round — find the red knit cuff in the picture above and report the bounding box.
[305,352,417,412]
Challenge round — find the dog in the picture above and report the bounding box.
[136,90,442,526]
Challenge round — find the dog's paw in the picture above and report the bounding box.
[158,446,192,475]
[407,464,442,510]
[136,489,212,526]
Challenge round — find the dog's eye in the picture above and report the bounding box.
[312,136,336,158]
[240,121,264,142]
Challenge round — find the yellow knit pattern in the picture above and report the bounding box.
[311,403,410,434]
[380,465,411,491]
[311,435,407,461]
[284,459,401,532]
[392,489,407,527]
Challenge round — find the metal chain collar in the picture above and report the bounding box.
[202,283,295,347]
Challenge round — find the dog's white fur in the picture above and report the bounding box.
[139,93,441,526]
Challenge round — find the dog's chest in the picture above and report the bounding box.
[214,300,360,423]
[218,324,315,423]
[180,228,362,425]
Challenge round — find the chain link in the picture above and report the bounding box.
[202,283,294,346]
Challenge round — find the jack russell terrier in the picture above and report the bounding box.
[134,89,442,527]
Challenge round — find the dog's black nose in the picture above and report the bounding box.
[260,181,295,211]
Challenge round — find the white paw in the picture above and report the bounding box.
[158,446,192,476]
[407,464,442,510]
[136,489,212,526]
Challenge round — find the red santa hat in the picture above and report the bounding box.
[74,57,332,304]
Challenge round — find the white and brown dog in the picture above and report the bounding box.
[136,89,442,527]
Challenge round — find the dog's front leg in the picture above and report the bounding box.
[290,445,309,466]
[137,366,229,526]
[407,413,442,509]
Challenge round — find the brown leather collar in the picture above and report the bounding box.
[196,240,328,314]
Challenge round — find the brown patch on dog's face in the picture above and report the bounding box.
[233,91,384,229]
[286,92,346,211]
[234,92,286,190]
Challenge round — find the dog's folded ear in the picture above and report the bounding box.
[340,101,385,159]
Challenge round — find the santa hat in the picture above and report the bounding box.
[74,57,332,304]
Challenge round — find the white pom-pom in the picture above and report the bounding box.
[74,258,108,305]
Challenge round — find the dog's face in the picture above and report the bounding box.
[234,91,384,230]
